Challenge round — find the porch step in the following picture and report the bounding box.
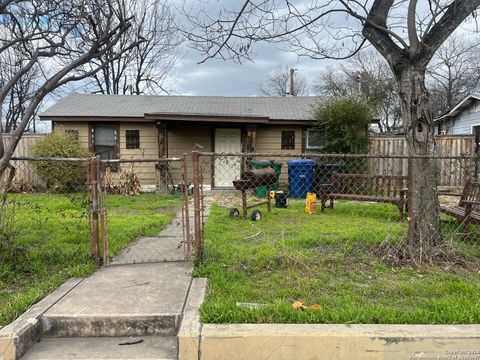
[40,314,179,337]
[22,336,177,360]
[40,262,192,337]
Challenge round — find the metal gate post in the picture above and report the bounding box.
[96,156,108,265]
[192,151,202,261]
[89,157,100,263]
[182,153,191,260]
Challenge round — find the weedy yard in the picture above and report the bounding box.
[194,200,480,324]
[0,193,182,326]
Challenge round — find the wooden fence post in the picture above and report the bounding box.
[182,153,191,260]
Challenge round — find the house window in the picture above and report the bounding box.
[281,131,295,150]
[305,128,326,150]
[91,123,118,160]
[126,130,140,149]
[65,129,79,140]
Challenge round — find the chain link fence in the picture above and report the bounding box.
[1,156,92,260]
[0,156,192,266]
[192,152,480,268]
[0,157,92,324]
[0,155,192,323]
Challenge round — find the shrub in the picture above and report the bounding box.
[313,97,374,154]
[30,129,92,189]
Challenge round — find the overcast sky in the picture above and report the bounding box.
[171,43,336,96]
[167,0,347,96]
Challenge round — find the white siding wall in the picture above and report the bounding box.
[449,101,480,135]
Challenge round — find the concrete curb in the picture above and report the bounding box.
[178,278,207,360]
[199,323,480,360]
[175,280,480,360]
[0,278,83,360]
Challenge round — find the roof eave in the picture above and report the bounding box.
[40,115,148,122]
[434,94,480,122]
[144,113,270,124]
[41,114,315,126]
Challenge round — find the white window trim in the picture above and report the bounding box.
[470,124,480,135]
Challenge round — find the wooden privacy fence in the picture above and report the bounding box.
[369,135,475,156]
[369,135,477,188]
[3,133,45,187]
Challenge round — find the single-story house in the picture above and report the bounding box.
[39,94,322,188]
[435,93,480,137]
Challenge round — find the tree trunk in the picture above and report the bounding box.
[397,67,443,251]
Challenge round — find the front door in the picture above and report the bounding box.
[214,128,242,187]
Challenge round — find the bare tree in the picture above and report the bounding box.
[182,0,480,255]
[257,65,308,96]
[0,46,42,133]
[315,50,402,133]
[427,35,480,116]
[0,0,139,179]
[88,0,179,95]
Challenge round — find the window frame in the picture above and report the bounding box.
[281,130,296,150]
[89,122,120,163]
[305,127,326,150]
[125,129,140,149]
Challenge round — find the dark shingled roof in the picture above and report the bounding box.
[40,94,320,121]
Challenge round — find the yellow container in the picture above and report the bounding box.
[305,192,317,214]
[270,191,276,199]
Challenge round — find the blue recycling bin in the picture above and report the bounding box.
[288,159,316,199]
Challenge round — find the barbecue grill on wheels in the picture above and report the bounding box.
[230,168,278,221]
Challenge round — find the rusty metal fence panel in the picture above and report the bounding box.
[191,151,480,267]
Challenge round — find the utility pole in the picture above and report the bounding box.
[289,68,297,96]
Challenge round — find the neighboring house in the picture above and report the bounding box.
[435,93,480,138]
[39,94,322,188]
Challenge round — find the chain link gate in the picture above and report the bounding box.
[88,155,192,266]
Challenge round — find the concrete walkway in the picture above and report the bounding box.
[111,209,188,264]
[20,198,211,360]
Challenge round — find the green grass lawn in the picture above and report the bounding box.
[194,200,480,324]
[0,193,182,326]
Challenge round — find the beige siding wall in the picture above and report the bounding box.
[54,121,160,186]
[168,125,212,184]
[255,125,304,183]
[119,123,159,185]
[52,122,305,187]
[54,122,90,149]
[255,125,304,153]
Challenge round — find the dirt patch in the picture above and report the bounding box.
[209,192,261,207]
